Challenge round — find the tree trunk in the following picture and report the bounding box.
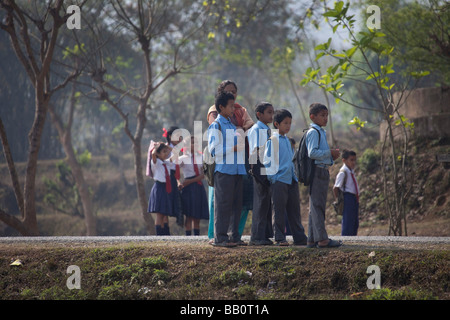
[63,138,97,236]
[0,0,71,236]
[133,103,155,235]
[21,91,48,236]
[48,98,97,236]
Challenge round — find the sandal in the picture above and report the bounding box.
[275,240,289,246]
[306,242,318,248]
[211,241,237,248]
[236,240,248,246]
[318,239,342,248]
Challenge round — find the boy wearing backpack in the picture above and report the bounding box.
[306,103,341,248]
[248,101,274,246]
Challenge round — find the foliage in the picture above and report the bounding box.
[76,150,92,167]
[362,0,450,86]
[358,148,379,174]
[43,161,83,217]
[364,288,437,300]
[348,116,367,131]
[0,245,448,300]
[300,0,430,236]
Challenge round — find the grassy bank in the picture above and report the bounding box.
[1,241,448,300]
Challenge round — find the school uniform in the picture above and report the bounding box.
[179,153,209,221]
[263,132,307,244]
[248,121,273,244]
[208,114,246,244]
[306,123,333,243]
[334,164,359,236]
[147,158,179,218]
[206,107,253,241]
[168,144,183,226]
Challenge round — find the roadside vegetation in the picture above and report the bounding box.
[0,242,448,300]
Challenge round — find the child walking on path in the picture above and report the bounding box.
[146,141,180,235]
[178,136,209,236]
[306,103,341,248]
[208,91,247,247]
[263,109,307,246]
[248,101,274,245]
[333,149,360,236]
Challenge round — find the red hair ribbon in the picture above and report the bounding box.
[162,128,168,138]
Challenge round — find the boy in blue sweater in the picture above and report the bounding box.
[306,103,341,248]
[263,109,307,246]
[208,91,247,247]
[248,102,274,245]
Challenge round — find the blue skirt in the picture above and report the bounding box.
[148,181,178,217]
[180,177,209,220]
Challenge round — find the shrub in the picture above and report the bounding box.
[358,148,379,174]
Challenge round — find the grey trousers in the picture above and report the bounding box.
[214,172,243,243]
[250,178,273,241]
[271,180,307,243]
[308,167,330,243]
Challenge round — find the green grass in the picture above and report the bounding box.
[0,243,448,300]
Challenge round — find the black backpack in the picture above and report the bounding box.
[295,127,320,186]
[332,167,348,216]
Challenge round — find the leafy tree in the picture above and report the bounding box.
[301,0,430,235]
[0,0,82,235]
[364,0,449,86]
[79,0,225,233]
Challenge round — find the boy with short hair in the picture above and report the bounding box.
[248,102,274,245]
[306,103,341,248]
[333,149,360,236]
[263,109,307,246]
[208,91,247,247]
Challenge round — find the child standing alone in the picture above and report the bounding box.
[333,149,360,236]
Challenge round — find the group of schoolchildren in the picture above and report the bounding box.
[146,80,360,247]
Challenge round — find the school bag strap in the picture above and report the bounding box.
[248,135,271,186]
[333,168,348,216]
[202,120,222,187]
[339,167,348,192]
[295,126,321,187]
[308,126,321,146]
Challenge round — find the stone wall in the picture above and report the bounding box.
[380,86,450,140]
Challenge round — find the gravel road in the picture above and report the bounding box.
[1,235,449,249]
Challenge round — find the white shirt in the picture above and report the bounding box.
[179,153,203,178]
[334,164,359,195]
[167,143,177,171]
[151,158,171,183]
